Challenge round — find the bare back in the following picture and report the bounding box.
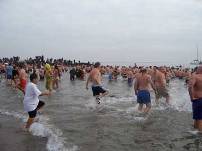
[89,68,102,85]
[192,74,202,99]
[153,71,166,88]
[135,73,152,91]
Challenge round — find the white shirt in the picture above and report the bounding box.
[23,82,42,112]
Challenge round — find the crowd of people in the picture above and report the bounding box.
[0,56,201,132]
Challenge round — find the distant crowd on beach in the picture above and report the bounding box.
[0,56,196,96]
[0,56,201,132]
[0,56,196,84]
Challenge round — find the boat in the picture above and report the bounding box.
[190,45,202,67]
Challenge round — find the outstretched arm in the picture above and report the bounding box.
[40,91,50,96]
[149,76,156,92]
[86,74,91,90]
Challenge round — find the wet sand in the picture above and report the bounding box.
[0,114,47,151]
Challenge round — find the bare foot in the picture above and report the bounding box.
[21,125,29,132]
[34,117,39,122]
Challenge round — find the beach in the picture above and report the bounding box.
[0,114,47,151]
[1,0,202,149]
[0,72,202,151]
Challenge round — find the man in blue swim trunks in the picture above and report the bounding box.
[134,68,156,114]
[189,66,202,131]
[86,62,109,104]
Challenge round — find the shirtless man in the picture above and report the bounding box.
[127,69,134,87]
[188,66,202,131]
[53,65,60,89]
[12,64,19,89]
[18,63,28,94]
[153,66,170,104]
[184,69,191,84]
[86,62,109,104]
[134,68,155,113]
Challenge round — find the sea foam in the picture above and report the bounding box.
[0,109,78,151]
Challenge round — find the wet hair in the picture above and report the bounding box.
[140,68,147,73]
[153,66,158,69]
[194,67,198,72]
[197,66,202,74]
[18,62,25,68]
[55,65,59,70]
[94,62,100,68]
[30,73,38,82]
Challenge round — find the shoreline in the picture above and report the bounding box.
[0,114,47,151]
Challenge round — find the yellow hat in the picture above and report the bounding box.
[45,63,51,71]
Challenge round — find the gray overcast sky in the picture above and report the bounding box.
[0,0,202,65]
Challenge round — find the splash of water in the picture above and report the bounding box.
[0,109,78,151]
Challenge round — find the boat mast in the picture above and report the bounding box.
[197,45,199,61]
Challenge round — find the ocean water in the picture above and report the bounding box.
[0,73,202,151]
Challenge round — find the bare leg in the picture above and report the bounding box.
[144,103,151,114]
[100,90,109,98]
[166,95,170,104]
[56,80,59,89]
[52,80,55,89]
[25,118,35,129]
[198,120,202,131]
[95,90,109,104]
[155,93,159,105]
[138,104,143,112]
[194,120,198,129]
